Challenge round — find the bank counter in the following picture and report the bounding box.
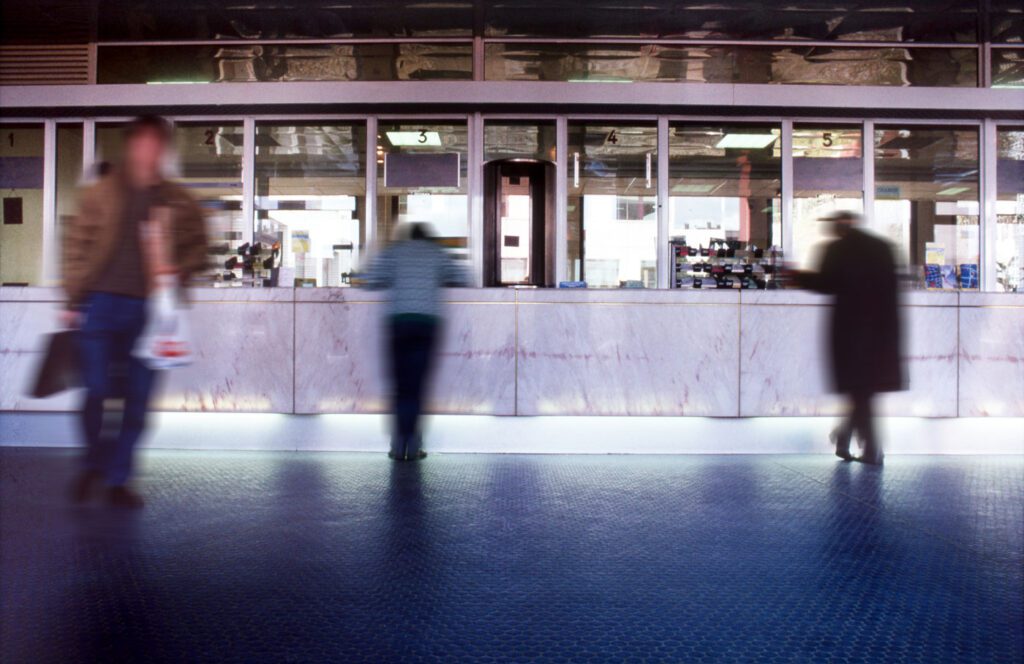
[2,286,1021,421]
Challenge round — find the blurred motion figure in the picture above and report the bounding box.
[364,222,468,461]
[789,211,904,466]
[62,115,207,507]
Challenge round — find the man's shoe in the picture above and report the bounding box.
[388,450,427,461]
[107,486,145,509]
[69,470,102,503]
[829,429,854,462]
[857,452,884,467]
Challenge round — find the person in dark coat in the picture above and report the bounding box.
[789,211,904,466]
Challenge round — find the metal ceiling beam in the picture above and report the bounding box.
[2,82,1022,118]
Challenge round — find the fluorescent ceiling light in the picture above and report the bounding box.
[386,131,442,147]
[715,134,777,149]
[146,80,209,85]
[671,183,718,194]
[936,186,970,196]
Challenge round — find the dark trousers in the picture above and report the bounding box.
[837,391,880,460]
[388,317,439,455]
[77,292,156,486]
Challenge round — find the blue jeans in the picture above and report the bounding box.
[77,292,156,486]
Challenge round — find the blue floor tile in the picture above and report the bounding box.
[1,450,1021,663]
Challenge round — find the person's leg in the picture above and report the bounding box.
[106,298,155,504]
[74,294,114,496]
[831,394,855,461]
[853,392,882,465]
[403,322,438,458]
[390,320,417,457]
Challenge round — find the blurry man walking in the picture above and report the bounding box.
[789,211,904,466]
[364,222,468,461]
[63,115,207,507]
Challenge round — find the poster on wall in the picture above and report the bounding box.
[291,230,310,254]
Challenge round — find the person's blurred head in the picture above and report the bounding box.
[392,222,436,243]
[819,210,862,238]
[122,115,172,186]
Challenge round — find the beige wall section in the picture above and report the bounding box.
[0,126,45,285]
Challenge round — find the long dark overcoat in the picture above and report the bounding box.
[798,228,905,395]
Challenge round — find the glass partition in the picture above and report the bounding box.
[567,123,657,287]
[0,124,45,285]
[255,122,367,287]
[791,125,864,268]
[996,127,1024,292]
[668,123,781,256]
[56,124,84,251]
[874,125,980,289]
[377,122,469,262]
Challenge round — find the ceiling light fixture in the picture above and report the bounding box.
[715,134,778,149]
[385,131,442,147]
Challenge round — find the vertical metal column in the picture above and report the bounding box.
[82,119,96,176]
[472,36,485,82]
[468,112,485,286]
[656,116,670,288]
[780,119,794,260]
[862,120,876,232]
[41,120,58,285]
[554,116,568,285]
[981,119,998,291]
[241,117,256,246]
[365,116,378,250]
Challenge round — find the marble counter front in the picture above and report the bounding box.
[2,286,1021,418]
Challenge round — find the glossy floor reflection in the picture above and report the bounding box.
[1,450,1021,663]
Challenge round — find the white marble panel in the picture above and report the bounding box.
[959,305,1024,417]
[517,302,739,416]
[154,302,294,412]
[740,304,959,417]
[740,304,840,416]
[0,300,80,411]
[190,287,296,302]
[294,301,517,415]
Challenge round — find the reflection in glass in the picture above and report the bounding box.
[792,126,864,268]
[568,124,657,287]
[996,128,1024,292]
[991,0,1024,43]
[991,48,1024,88]
[668,124,781,257]
[0,124,45,285]
[377,123,469,262]
[484,1,978,42]
[256,123,367,287]
[873,126,979,289]
[485,43,977,86]
[484,121,556,163]
[98,43,473,84]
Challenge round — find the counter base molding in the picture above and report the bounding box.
[2,412,1021,455]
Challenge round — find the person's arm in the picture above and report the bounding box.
[61,186,100,310]
[361,249,393,290]
[173,195,209,284]
[791,243,839,294]
[441,254,470,287]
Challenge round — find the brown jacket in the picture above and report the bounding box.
[62,173,208,306]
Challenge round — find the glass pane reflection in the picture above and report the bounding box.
[996,128,1024,292]
[568,124,658,288]
[255,123,367,287]
[873,126,979,290]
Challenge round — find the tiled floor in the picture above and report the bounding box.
[1,449,1021,663]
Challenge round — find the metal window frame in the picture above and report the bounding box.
[0,112,1011,292]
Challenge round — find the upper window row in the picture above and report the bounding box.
[94,43,1023,88]
[8,1,1021,44]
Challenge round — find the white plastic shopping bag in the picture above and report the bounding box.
[133,274,194,370]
